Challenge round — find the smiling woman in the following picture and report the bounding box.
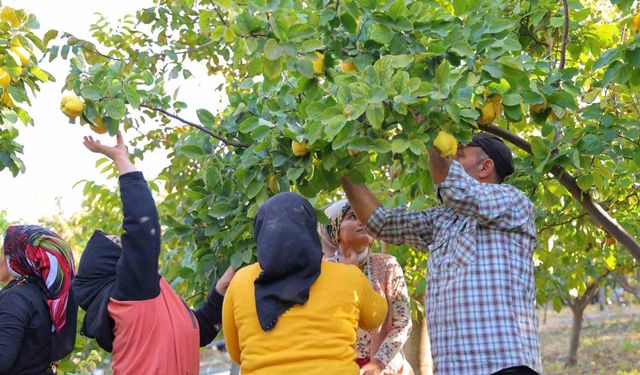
[320,199,414,375]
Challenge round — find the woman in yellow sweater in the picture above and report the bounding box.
[222,192,388,375]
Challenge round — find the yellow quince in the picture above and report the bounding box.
[433,131,457,157]
[60,94,85,118]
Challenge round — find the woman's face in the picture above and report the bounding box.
[0,254,12,283]
[338,208,372,253]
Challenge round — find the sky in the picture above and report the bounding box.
[0,1,227,223]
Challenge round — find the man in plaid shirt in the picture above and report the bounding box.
[342,133,541,375]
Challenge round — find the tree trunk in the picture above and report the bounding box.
[404,317,421,373]
[566,305,584,367]
[598,287,606,311]
[543,301,549,325]
[404,296,433,375]
[419,317,433,375]
[612,272,640,304]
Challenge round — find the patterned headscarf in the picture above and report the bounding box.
[3,225,76,333]
[319,199,371,266]
[319,199,351,249]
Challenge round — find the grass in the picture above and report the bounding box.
[540,304,640,375]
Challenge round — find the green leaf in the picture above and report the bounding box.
[370,24,393,44]
[286,167,304,181]
[576,175,593,191]
[434,60,450,86]
[409,140,427,155]
[29,67,49,82]
[547,91,577,109]
[104,99,126,120]
[503,93,522,106]
[366,103,385,129]
[391,139,410,153]
[550,17,564,28]
[263,39,284,60]
[179,144,207,158]
[80,85,102,101]
[197,109,216,127]
[300,39,324,53]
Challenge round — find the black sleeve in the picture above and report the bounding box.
[193,287,224,347]
[0,290,32,371]
[112,171,162,301]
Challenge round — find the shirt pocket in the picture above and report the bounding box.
[428,219,477,275]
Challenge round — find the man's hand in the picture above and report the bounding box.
[340,176,382,227]
[428,147,453,185]
[215,266,236,296]
[359,359,384,375]
[83,131,136,175]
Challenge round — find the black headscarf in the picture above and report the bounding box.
[253,192,323,331]
[71,231,120,352]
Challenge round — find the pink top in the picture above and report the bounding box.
[108,277,200,374]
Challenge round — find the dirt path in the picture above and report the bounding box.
[539,304,640,375]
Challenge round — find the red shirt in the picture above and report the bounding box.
[108,277,200,374]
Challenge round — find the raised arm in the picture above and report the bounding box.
[193,266,235,347]
[83,132,161,300]
[340,177,382,226]
[437,159,535,233]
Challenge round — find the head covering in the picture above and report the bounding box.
[71,230,121,352]
[2,225,78,360]
[319,199,351,250]
[253,192,323,331]
[467,133,515,181]
[319,199,371,266]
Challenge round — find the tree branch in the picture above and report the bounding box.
[477,123,640,262]
[538,213,588,234]
[141,104,248,148]
[559,0,569,69]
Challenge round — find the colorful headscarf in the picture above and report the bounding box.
[319,199,351,249]
[3,225,76,333]
[319,199,371,265]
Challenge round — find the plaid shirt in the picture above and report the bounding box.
[366,160,541,375]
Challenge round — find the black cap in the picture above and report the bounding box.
[467,133,514,181]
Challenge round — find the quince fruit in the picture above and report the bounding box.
[91,117,107,134]
[292,140,309,157]
[632,14,640,34]
[477,103,496,125]
[1,92,13,107]
[60,94,85,118]
[433,131,457,157]
[311,52,324,75]
[340,60,356,73]
[530,97,548,113]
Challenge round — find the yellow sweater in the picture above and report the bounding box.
[222,261,388,375]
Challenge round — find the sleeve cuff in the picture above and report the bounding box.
[364,206,386,238]
[208,287,225,306]
[118,171,145,184]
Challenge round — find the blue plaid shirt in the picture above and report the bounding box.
[366,160,541,375]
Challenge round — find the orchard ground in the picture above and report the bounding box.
[540,304,640,375]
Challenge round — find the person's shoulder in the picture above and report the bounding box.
[232,263,262,283]
[0,283,43,308]
[321,261,365,281]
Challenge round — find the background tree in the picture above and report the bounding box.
[4,0,639,372]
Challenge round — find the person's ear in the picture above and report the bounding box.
[478,158,495,179]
